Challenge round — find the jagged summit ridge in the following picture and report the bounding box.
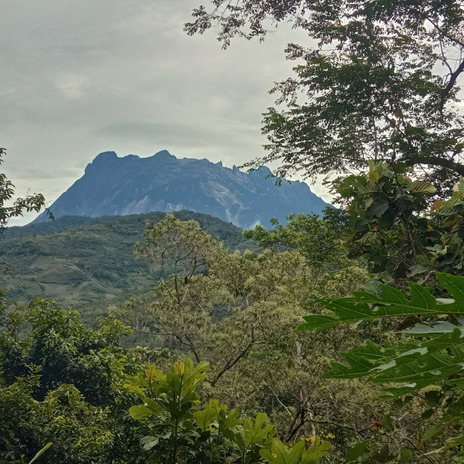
[35,150,328,228]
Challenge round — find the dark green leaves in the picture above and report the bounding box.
[301,273,464,398]
[346,441,369,462]
[299,273,464,332]
[365,194,389,219]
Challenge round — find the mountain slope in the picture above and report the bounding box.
[0,211,256,322]
[34,150,328,228]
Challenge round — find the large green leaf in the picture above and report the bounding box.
[302,273,464,396]
[260,439,305,464]
[409,180,436,194]
[345,441,369,462]
[298,273,463,332]
[365,194,389,219]
[300,438,332,463]
[193,400,227,431]
[129,404,153,419]
[244,412,275,448]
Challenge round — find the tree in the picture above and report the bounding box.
[125,359,332,464]
[0,299,149,463]
[243,209,349,271]
[334,161,438,282]
[0,148,47,230]
[186,1,464,185]
[123,215,392,458]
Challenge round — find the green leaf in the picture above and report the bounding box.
[324,340,387,379]
[423,425,444,441]
[421,409,434,419]
[308,274,464,395]
[28,443,52,464]
[409,180,436,195]
[218,408,241,434]
[345,441,369,462]
[129,404,153,419]
[260,439,305,464]
[425,390,442,407]
[300,438,332,463]
[140,435,159,451]
[404,321,464,335]
[193,400,227,431]
[301,275,464,333]
[362,280,383,297]
[244,412,275,448]
[365,195,389,219]
[398,448,413,463]
[141,397,162,415]
[436,273,464,307]
[443,397,464,421]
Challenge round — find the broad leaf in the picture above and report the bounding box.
[244,412,275,448]
[260,439,305,464]
[299,275,464,332]
[304,273,464,397]
[346,441,369,462]
[129,404,153,419]
[300,438,332,463]
[409,180,436,194]
[193,400,227,431]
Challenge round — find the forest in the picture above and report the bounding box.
[2,0,464,462]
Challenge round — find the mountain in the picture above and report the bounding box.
[34,150,328,228]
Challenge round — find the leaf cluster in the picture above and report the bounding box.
[125,359,331,463]
[300,272,464,460]
[0,299,152,463]
[0,148,48,231]
[187,1,464,182]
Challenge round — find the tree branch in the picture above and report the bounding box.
[440,58,464,111]
[405,155,464,176]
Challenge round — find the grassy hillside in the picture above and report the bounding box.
[0,211,256,323]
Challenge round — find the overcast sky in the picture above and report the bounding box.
[2,0,330,225]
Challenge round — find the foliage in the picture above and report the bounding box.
[243,208,349,271]
[0,298,135,404]
[0,211,253,322]
[328,162,464,286]
[28,442,52,464]
[299,273,464,462]
[0,372,113,464]
[135,213,227,279]
[0,148,47,230]
[186,1,464,185]
[125,358,331,463]
[333,161,437,281]
[120,215,388,460]
[0,298,151,463]
[427,179,464,275]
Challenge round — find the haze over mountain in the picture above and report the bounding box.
[35,150,328,228]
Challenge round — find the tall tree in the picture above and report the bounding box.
[186,1,464,185]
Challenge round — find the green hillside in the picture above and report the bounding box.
[0,211,256,323]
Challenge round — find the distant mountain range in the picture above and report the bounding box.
[34,151,328,228]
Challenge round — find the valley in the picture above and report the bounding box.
[0,211,257,323]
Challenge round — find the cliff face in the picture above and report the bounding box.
[35,150,328,228]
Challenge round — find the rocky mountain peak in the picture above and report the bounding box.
[35,150,328,228]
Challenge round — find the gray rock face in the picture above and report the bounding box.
[34,150,328,228]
